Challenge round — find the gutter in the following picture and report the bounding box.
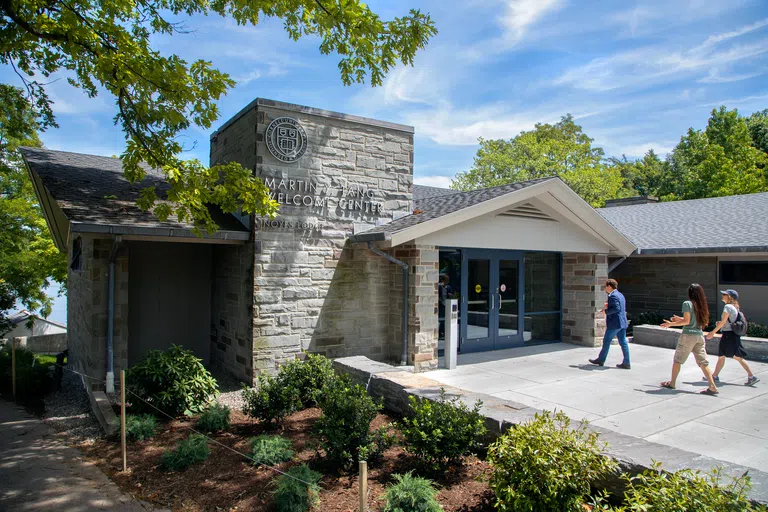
[105,235,122,393]
[367,242,409,366]
[635,245,768,256]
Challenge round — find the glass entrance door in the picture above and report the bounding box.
[461,251,523,353]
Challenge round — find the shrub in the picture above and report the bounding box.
[273,464,323,512]
[242,372,298,425]
[250,435,295,466]
[487,410,618,512]
[620,462,762,512]
[126,345,218,417]
[747,322,768,339]
[384,472,444,512]
[196,403,230,433]
[399,388,486,469]
[315,375,392,469]
[626,311,666,335]
[279,354,336,407]
[126,414,157,441]
[160,433,210,471]
[0,346,51,401]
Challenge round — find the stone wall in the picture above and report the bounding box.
[210,99,415,374]
[632,325,768,362]
[7,333,68,354]
[562,254,608,347]
[67,235,129,390]
[210,243,255,382]
[610,256,718,318]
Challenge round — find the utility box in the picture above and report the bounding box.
[444,299,459,370]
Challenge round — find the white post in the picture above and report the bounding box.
[444,299,459,370]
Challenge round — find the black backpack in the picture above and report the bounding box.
[731,310,749,337]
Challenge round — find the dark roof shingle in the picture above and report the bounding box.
[412,184,461,201]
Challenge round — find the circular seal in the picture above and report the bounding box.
[265,117,308,163]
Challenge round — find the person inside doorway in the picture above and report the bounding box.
[659,283,719,395]
[589,279,631,369]
[705,289,759,387]
[438,274,453,339]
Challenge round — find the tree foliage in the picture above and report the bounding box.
[452,115,624,207]
[0,0,437,231]
[0,84,66,335]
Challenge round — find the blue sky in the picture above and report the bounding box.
[3,0,768,324]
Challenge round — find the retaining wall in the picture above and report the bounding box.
[633,325,768,362]
[4,333,68,354]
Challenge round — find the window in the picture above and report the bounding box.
[720,261,768,286]
[70,237,82,271]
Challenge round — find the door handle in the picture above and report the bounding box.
[498,293,502,308]
[490,294,494,310]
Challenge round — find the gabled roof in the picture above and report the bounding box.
[7,310,67,329]
[598,192,768,255]
[412,184,461,201]
[20,147,250,249]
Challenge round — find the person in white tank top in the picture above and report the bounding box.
[705,289,759,387]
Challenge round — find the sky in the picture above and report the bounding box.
[2,0,768,325]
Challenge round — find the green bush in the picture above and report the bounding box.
[0,346,52,401]
[279,354,336,407]
[126,414,157,441]
[126,345,218,417]
[242,372,297,425]
[315,375,392,469]
[488,410,618,512]
[747,322,768,339]
[250,434,295,466]
[619,462,763,512]
[160,433,210,471]
[399,388,486,470]
[273,464,323,512]
[196,403,230,433]
[626,311,666,335]
[384,472,444,512]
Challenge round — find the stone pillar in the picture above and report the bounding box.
[562,254,608,347]
[390,243,439,372]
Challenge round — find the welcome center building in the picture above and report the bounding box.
[27,98,741,388]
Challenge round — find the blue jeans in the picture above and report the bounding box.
[598,328,630,365]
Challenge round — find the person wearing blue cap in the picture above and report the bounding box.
[705,289,759,387]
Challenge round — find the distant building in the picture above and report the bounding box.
[3,310,67,340]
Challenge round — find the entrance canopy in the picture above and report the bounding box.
[349,177,636,256]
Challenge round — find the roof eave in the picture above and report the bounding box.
[70,222,249,244]
[22,152,69,252]
[635,246,768,256]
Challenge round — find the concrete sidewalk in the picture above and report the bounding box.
[424,342,768,474]
[0,400,159,512]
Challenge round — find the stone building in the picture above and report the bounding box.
[22,98,637,389]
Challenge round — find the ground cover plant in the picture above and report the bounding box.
[250,434,295,466]
[399,388,486,470]
[126,414,157,441]
[242,372,298,425]
[160,433,210,471]
[273,464,323,512]
[488,410,618,512]
[279,354,336,407]
[384,472,444,512]
[196,403,230,433]
[126,345,218,417]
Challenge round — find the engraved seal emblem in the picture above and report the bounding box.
[265,117,308,163]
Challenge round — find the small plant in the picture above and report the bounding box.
[620,461,762,511]
[250,434,295,466]
[242,372,298,425]
[0,346,52,402]
[196,403,230,433]
[487,410,618,512]
[126,345,218,417]
[126,414,157,441]
[315,375,392,469]
[273,464,323,512]
[747,322,768,339]
[384,472,444,512]
[160,433,210,471]
[399,388,486,469]
[279,354,336,407]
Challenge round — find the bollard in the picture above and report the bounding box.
[121,370,127,472]
[359,460,367,512]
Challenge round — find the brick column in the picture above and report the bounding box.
[562,254,608,347]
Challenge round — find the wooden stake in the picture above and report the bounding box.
[359,460,367,512]
[11,339,16,401]
[121,369,127,472]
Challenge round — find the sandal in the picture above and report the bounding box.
[660,381,675,389]
[700,388,719,396]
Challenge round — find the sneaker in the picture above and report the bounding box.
[746,376,760,387]
[702,376,720,383]
[616,363,631,370]
[588,358,604,367]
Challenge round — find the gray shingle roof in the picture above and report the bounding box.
[412,184,460,201]
[350,177,556,242]
[598,193,768,254]
[20,147,248,233]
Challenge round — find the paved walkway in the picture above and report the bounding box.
[424,342,768,473]
[0,400,157,512]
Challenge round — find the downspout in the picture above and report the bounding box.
[106,235,122,393]
[367,242,409,366]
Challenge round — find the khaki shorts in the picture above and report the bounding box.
[674,333,709,366]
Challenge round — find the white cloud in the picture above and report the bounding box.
[618,142,675,158]
[500,0,564,43]
[233,70,262,86]
[698,69,764,83]
[414,175,455,188]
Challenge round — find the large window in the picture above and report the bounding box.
[524,252,561,341]
[720,261,768,286]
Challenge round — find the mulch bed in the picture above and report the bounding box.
[77,408,495,512]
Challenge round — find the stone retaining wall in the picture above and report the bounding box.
[633,324,768,361]
[7,333,67,354]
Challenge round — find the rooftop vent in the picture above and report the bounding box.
[497,203,554,221]
[603,196,659,207]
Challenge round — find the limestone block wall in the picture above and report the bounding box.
[609,256,718,318]
[8,333,68,354]
[562,254,608,347]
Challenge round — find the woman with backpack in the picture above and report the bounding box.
[659,283,719,395]
[705,289,759,387]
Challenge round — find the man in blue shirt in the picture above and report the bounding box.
[590,279,631,369]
